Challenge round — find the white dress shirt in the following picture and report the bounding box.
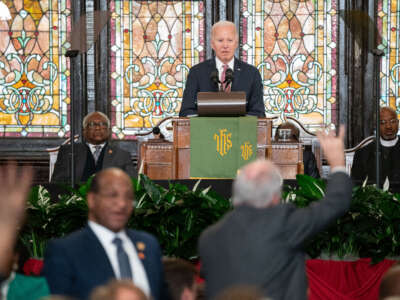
[88,221,151,297]
[87,142,106,156]
[215,56,234,88]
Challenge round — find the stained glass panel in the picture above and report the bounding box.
[109,1,205,138]
[0,0,71,138]
[241,0,337,128]
[378,0,400,112]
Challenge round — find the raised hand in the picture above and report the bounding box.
[316,125,346,169]
[0,163,32,226]
[0,163,32,277]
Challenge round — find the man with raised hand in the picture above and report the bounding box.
[198,126,352,300]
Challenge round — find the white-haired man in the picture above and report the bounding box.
[179,20,265,117]
[51,111,135,183]
[198,127,352,300]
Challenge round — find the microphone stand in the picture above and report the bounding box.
[65,50,79,187]
[372,49,384,188]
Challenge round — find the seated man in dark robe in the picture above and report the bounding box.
[275,122,320,178]
[351,106,400,183]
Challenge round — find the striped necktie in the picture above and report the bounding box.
[221,64,231,92]
[93,145,102,163]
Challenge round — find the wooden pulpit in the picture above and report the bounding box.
[172,117,272,179]
[138,117,304,180]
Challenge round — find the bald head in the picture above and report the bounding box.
[88,168,134,232]
[233,160,283,208]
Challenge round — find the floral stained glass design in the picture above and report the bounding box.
[240,0,337,128]
[109,1,205,138]
[378,0,400,113]
[0,0,71,137]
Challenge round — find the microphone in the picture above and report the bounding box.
[210,69,220,87]
[223,68,234,91]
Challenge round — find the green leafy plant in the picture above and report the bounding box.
[285,175,400,263]
[20,174,231,259]
[20,174,400,263]
[129,174,231,258]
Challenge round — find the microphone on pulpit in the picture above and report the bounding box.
[210,69,221,89]
[223,68,234,92]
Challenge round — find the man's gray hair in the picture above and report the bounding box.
[233,160,283,208]
[82,111,110,128]
[211,20,239,41]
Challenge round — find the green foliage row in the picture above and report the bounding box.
[21,174,400,263]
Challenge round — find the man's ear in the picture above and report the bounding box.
[87,192,95,210]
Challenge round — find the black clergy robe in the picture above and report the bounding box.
[351,138,400,183]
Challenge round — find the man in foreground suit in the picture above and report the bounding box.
[198,126,352,300]
[43,168,167,300]
[51,111,135,184]
[179,21,265,117]
[351,106,400,183]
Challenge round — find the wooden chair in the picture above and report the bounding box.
[344,136,374,175]
[285,117,324,175]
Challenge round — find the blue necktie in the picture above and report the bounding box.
[113,237,133,279]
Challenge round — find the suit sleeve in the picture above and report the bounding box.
[246,67,265,117]
[179,67,199,116]
[284,172,352,248]
[51,145,69,183]
[42,240,75,296]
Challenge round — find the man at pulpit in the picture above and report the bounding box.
[179,21,265,117]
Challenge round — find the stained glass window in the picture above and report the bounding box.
[378,0,400,112]
[240,0,338,128]
[0,0,71,138]
[109,1,205,138]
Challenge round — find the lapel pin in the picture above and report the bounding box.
[137,242,146,251]
[138,252,145,260]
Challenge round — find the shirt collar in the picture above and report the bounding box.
[215,56,235,73]
[87,142,106,151]
[380,136,398,147]
[88,220,126,244]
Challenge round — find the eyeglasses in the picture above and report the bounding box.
[380,119,398,126]
[87,121,108,129]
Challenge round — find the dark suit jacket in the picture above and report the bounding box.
[351,139,400,183]
[198,172,352,300]
[51,142,135,183]
[179,57,265,117]
[42,226,167,300]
